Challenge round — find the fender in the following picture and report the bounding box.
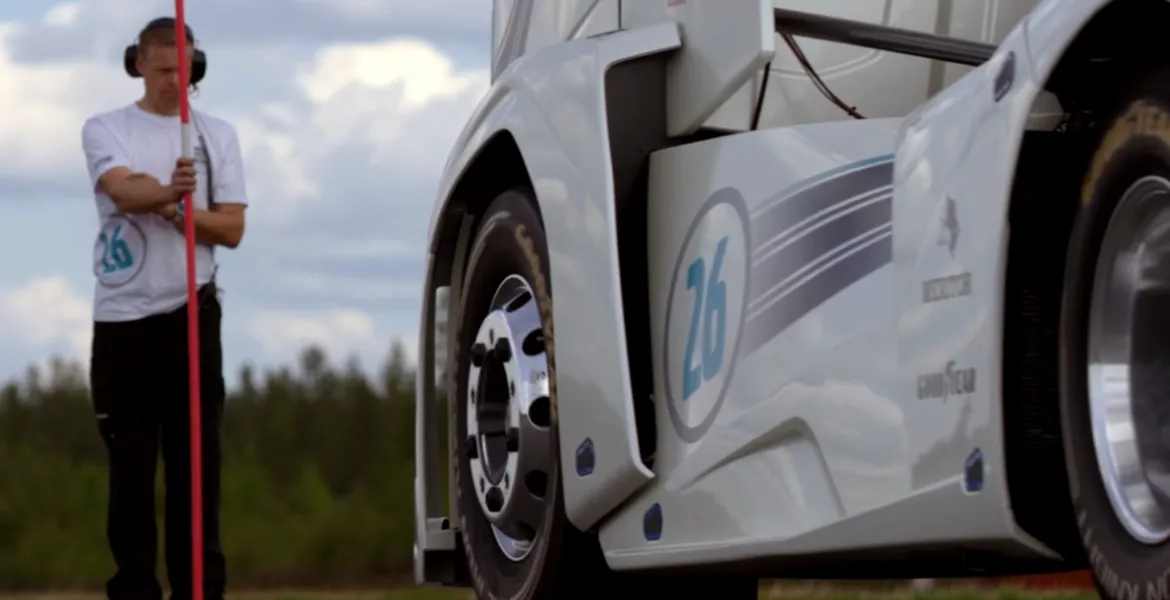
[415,22,683,561]
[890,0,1156,560]
[891,19,1053,558]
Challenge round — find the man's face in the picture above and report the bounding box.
[137,44,191,103]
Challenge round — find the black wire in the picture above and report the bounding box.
[780,32,864,119]
[751,62,772,130]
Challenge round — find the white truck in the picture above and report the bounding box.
[413,1,1170,598]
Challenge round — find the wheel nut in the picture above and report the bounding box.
[470,342,487,367]
[486,486,504,512]
[494,337,513,362]
[466,436,478,459]
[506,427,520,452]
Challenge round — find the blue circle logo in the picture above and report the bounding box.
[93,215,146,289]
[662,187,752,443]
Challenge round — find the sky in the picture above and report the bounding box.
[0,0,492,385]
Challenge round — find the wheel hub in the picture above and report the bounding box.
[465,275,555,562]
[1089,174,1170,545]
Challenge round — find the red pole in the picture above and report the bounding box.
[173,5,205,600]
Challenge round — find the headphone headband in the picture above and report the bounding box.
[123,16,207,84]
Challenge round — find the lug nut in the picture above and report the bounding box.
[486,486,504,512]
[494,337,513,362]
[470,342,487,367]
[466,436,478,459]
[506,427,520,452]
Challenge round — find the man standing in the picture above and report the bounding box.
[80,17,247,600]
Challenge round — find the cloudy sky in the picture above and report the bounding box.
[0,0,492,384]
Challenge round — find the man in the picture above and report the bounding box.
[80,17,247,600]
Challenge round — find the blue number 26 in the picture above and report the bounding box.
[682,236,728,401]
[99,225,134,274]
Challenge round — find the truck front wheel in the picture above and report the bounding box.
[452,187,603,600]
[452,186,759,599]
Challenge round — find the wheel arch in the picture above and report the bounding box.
[1001,0,1170,566]
[413,126,538,587]
[415,24,707,587]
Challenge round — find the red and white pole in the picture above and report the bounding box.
[173,4,205,600]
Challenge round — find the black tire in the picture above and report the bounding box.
[453,187,759,599]
[1060,67,1170,599]
[453,187,605,600]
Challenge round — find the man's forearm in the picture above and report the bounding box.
[175,209,244,248]
[109,174,174,213]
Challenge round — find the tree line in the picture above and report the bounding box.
[0,341,431,591]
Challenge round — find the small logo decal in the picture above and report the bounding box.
[643,503,664,541]
[917,361,976,402]
[575,438,595,476]
[922,272,972,303]
[964,448,984,494]
[993,51,1016,103]
[938,196,960,258]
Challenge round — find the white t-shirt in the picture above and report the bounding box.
[81,103,248,322]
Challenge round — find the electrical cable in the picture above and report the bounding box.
[779,32,864,119]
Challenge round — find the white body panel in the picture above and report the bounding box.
[622,0,775,136]
[492,0,621,79]
[417,0,1150,582]
[595,18,1051,569]
[423,22,682,547]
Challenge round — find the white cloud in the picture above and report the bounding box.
[44,3,83,27]
[274,272,422,302]
[0,276,92,360]
[0,23,133,177]
[296,38,483,108]
[249,308,380,355]
[234,37,489,215]
[0,3,489,380]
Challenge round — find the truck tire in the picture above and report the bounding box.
[1060,67,1170,600]
[453,186,758,599]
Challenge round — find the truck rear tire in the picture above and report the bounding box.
[453,186,758,599]
[1060,67,1170,600]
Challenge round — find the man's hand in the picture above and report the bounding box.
[171,204,247,248]
[154,201,180,222]
[168,158,197,200]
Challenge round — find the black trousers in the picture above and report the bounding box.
[89,284,227,600]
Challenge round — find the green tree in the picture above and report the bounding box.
[0,341,420,591]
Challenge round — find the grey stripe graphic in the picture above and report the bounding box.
[750,158,894,250]
[742,221,892,355]
[492,0,535,79]
[739,155,895,356]
[753,186,891,259]
[749,190,891,305]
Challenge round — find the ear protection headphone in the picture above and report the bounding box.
[123,17,207,84]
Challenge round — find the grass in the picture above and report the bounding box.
[5,585,1099,600]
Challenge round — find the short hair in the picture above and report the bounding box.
[138,25,195,57]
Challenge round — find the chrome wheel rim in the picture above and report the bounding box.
[1088,174,1170,545]
[465,275,554,562]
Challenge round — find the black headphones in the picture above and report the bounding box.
[123,17,207,84]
